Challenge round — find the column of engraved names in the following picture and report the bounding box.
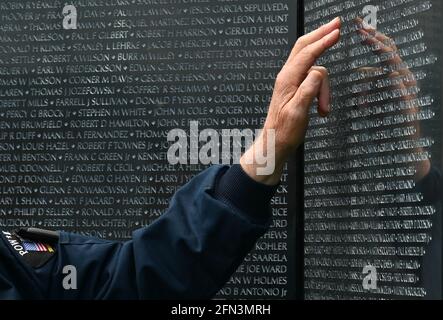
[0,0,154,238]
[140,0,295,300]
[0,0,295,299]
[0,1,80,232]
[303,0,436,299]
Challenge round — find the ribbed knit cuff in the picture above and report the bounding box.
[213,164,279,224]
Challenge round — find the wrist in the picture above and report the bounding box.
[240,144,285,186]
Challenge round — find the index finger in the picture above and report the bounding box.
[286,17,341,65]
[280,28,340,87]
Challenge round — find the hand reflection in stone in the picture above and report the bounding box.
[354,17,442,299]
[355,17,431,182]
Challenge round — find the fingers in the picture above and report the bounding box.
[287,17,341,63]
[389,71,418,105]
[310,66,330,116]
[355,19,416,86]
[290,69,325,114]
[358,29,400,61]
[354,18,402,66]
[355,17,396,49]
[273,18,339,124]
[281,28,340,88]
[279,17,341,89]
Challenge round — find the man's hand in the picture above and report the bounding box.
[241,17,342,185]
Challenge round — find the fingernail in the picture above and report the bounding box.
[325,29,340,41]
[320,105,331,117]
[331,17,340,24]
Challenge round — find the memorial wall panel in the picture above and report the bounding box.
[0,0,297,299]
[304,0,443,299]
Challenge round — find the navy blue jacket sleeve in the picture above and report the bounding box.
[41,165,275,299]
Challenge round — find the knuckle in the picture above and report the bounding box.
[275,71,287,87]
[311,66,328,79]
[299,83,317,102]
[285,107,299,121]
[298,87,310,101]
[296,35,307,47]
[301,46,316,61]
[310,70,324,82]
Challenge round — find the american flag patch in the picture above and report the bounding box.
[22,241,54,252]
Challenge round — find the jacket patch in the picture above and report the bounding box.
[2,231,28,257]
[23,241,54,252]
[2,230,57,268]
